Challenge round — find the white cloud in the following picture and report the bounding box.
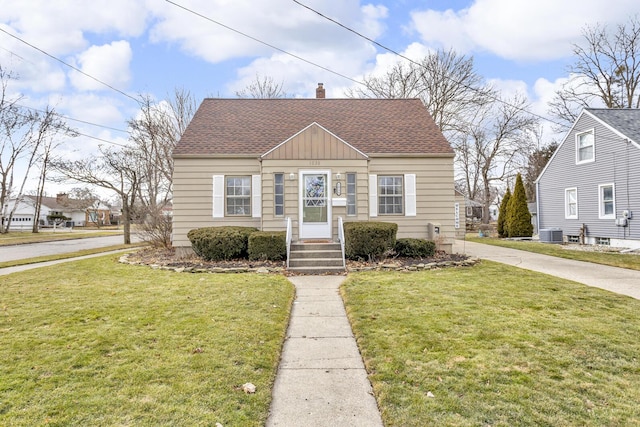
[69,41,133,92]
[410,0,640,61]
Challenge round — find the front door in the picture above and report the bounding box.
[299,170,332,240]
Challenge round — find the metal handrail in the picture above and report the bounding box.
[285,217,292,269]
[337,216,346,269]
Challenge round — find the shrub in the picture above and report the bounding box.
[506,173,533,238]
[497,187,511,238]
[395,238,436,258]
[344,222,397,261]
[248,231,286,261]
[187,226,258,261]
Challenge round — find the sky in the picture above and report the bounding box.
[1,0,639,196]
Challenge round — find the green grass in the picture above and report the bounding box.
[466,236,640,271]
[0,230,122,246]
[342,264,640,426]
[0,256,294,426]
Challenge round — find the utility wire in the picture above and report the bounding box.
[0,27,140,104]
[164,0,363,86]
[16,104,129,134]
[292,0,570,131]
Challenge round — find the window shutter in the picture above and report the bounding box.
[405,174,416,217]
[369,174,378,217]
[212,175,224,218]
[252,175,261,218]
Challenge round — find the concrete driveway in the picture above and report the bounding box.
[454,240,640,300]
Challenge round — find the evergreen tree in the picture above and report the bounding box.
[497,187,511,238]
[506,173,533,237]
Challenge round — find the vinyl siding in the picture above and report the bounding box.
[538,113,640,244]
[172,158,261,248]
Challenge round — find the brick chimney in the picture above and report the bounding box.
[316,83,325,99]
[56,193,69,204]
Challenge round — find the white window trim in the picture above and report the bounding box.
[598,183,615,219]
[212,175,224,218]
[576,129,595,165]
[369,174,377,217]
[565,187,578,219]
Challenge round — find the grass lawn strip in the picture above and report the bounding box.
[0,255,294,426]
[0,231,122,246]
[342,263,640,426]
[0,244,145,269]
[466,236,640,271]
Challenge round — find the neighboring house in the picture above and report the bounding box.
[536,108,640,249]
[2,193,111,230]
[172,84,457,256]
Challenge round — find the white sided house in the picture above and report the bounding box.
[536,108,640,249]
[172,85,458,259]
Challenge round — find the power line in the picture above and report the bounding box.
[292,0,570,131]
[164,0,363,86]
[0,27,140,104]
[16,104,129,134]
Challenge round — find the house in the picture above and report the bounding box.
[171,84,457,257]
[2,193,111,230]
[536,108,640,249]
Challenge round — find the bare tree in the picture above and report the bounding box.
[52,147,139,244]
[0,67,74,233]
[452,94,539,222]
[236,74,288,98]
[127,88,197,247]
[348,49,494,133]
[31,107,78,232]
[549,16,640,128]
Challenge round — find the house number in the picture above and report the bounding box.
[309,160,320,166]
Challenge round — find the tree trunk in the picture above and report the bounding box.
[121,197,131,245]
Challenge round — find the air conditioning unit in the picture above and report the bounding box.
[539,228,563,243]
[616,218,628,227]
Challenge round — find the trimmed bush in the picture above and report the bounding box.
[344,222,397,261]
[497,187,511,238]
[506,173,533,238]
[187,226,258,261]
[395,238,436,258]
[248,231,286,261]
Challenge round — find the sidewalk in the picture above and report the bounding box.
[454,239,640,300]
[266,275,383,427]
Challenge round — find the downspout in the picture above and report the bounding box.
[535,180,540,235]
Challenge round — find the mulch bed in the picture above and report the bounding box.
[125,247,471,273]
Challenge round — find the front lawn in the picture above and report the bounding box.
[342,263,640,426]
[0,256,294,426]
[465,236,640,271]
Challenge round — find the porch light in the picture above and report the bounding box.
[335,173,341,180]
[289,172,295,180]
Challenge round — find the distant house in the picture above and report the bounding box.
[536,108,639,249]
[171,84,458,256]
[2,193,111,231]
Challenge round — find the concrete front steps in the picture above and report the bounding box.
[288,242,345,275]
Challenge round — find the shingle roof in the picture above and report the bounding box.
[173,98,454,156]
[586,108,640,145]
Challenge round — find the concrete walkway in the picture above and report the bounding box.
[454,239,640,300]
[266,275,383,427]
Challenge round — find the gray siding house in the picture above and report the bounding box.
[172,86,458,256]
[536,108,640,249]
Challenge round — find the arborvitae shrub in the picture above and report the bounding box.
[395,238,436,258]
[506,173,533,237]
[344,222,397,261]
[248,231,286,261]
[497,187,511,238]
[187,226,258,260]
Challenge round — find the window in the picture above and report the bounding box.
[378,176,403,215]
[274,173,284,216]
[346,173,356,216]
[565,187,578,219]
[226,176,251,216]
[576,130,594,163]
[599,184,615,219]
[596,237,610,245]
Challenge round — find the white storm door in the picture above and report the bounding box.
[299,170,332,239]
